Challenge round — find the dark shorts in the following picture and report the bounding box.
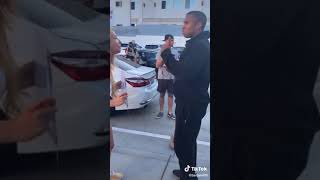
[157,79,174,96]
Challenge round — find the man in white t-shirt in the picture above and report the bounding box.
[155,34,179,120]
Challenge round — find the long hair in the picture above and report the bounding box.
[110,29,119,97]
[110,47,116,97]
[0,1,20,115]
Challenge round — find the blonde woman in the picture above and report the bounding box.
[110,30,128,180]
[0,0,56,176]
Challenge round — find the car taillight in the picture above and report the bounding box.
[126,77,150,87]
[50,50,109,81]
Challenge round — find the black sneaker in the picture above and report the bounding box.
[173,169,181,178]
[168,113,176,120]
[156,112,164,119]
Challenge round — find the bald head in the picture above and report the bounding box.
[183,11,207,38]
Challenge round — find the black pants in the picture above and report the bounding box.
[213,128,316,180]
[174,101,208,180]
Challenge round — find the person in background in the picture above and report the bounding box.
[0,0,57,176]
[125,41,138,64]
[159,11,210,179]
[109,30,128,180]
[155,34,177,121]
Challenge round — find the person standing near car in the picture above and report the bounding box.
[109,30,128,180]
[125,41,139,64]
[155,34,177,120]
[158,11,210,179]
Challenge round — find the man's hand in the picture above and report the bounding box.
[160,42,171,53]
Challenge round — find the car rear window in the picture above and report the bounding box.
[116,55,141,68]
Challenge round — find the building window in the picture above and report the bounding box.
[162,1,166,9]
[131,2,135,10]
[201,0,204,6]
[174,0,183,9]
[190,0,197,8]
[154,2,156,7]
[143,3,146,8]
[185,0,190,9]
[115,1,122,7]
[131,24,136,26]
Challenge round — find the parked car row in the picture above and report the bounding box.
[112,55,158,111]
[119,40,185,68]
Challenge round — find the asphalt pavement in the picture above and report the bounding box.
[110,93,211,180]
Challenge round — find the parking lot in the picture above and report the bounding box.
[110,92,211,180]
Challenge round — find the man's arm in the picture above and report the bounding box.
[156,57,164,68]
[156,50,165,68]
[161,43,209,80]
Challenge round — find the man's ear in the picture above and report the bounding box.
[196,22,202,32]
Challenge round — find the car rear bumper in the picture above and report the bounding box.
[116,81,158,110]
[139,93,157,105]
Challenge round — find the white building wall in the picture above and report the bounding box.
[110,0,131,26]
[111,0,210,26]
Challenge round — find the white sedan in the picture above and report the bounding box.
[112,55,158,111]
[14,0,108,153]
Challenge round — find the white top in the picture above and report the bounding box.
[156,48,179,80]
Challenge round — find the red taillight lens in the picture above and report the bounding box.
[126,77,150,87]
[50,50,109,81]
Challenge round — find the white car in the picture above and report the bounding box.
[112,55,158,111]
[14,0,108,153]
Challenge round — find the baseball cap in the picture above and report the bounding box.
[162,34,174,41]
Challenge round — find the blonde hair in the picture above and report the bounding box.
[0,1,20,115]
[110,29,117,97]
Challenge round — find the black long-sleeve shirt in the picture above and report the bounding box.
[161,31,210,104]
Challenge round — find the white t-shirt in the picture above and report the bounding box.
[156,48,179,80]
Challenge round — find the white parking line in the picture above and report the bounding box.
[112,127,210,147]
